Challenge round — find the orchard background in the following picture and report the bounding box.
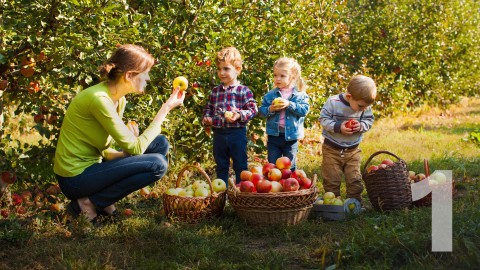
[1,1,480,269]
[1,0,479,184]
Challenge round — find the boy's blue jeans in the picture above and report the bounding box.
[213,127,248,184]
[267,134,299,171]
[56,135,169,209]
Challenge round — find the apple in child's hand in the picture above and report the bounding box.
[211,179,227,193]
[282,178,299,192]
[256,180,272,193]
[262,163,276,177]
[172,76,188,98]
[345,119,356,131]
[272,97,283,105]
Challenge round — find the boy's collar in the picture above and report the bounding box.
[339,93,351,106]
[221,81,240,89]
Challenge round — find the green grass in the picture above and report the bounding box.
[1,97,480,269]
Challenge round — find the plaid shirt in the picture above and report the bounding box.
[203,83,258,128]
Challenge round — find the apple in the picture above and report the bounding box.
[272,97,283,105]
[378,164,388,169]
[430,172,447,184]
[12,194,23,205]
[20,57,35,77]
[415,173,426,182]
[381,159,395,166]
[314,199,324,205]
[256,179,273,193]
[211,178,227,193]
[34,114,46,123]
[224,111,234,119]
[46,185,59,195]
[192,180,208,190]
[250,173,264,187]
[268,168,282,181]
[140,187,151,197]
[195,186,210,197]
[149,191,160,198]
[367,165,379,173]
[270,181,283,193]
[408,171,416,180]
[178,189,194,197]
[300,178,312,189]
[262,163,276,177]
[172,76,188,97]
[21,191,33,201]
[345,119,356,130]
[282,178,300,192]
[16,206,27,215]
[124,208,133,216]
[50,203,64,212]
[250,166,263,175]
[323,192,336,200]
[332,198,344,206]
[240,170,253,182]
[280,168,292,179]
[276,157,291,170]
[1,209,8,218]
[29,81,40,93]
[165,188,179,196]
[296,169,307,180]
[240,181,255,192]
[1,171,17,184]
[0,79,8,90]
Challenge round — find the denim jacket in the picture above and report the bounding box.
[259,87,310,141]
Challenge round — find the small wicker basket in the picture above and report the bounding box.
[227,175,318,226]
[412,159,456,207]
[362,151,412,211]
[162,164,226,223]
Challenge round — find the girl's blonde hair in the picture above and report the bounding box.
[273,57,306,92]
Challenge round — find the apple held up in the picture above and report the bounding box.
[172,76,188,98]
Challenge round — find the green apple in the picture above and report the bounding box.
[192,180,208,191]
[332,198,343,206]
[194,186,210,197]
[178,189,194,197]
[211,178,227,193]
[165,188,179,196]
[323,192,336,200]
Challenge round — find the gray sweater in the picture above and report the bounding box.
[319,93,374,149]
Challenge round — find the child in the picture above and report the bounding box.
[202,47,258,184]
[319,75,376,202]
[259,57,310,172]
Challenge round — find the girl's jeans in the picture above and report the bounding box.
[56,135,169,209]
[267,134,299,171]
[213,127,248,185]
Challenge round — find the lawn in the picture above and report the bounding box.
[1,97,479,269]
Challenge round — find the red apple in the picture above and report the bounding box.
[281,168,292,179]
[240,181,255,192]
[282,178,300,192]
[16,206,27,215]
[276,157,291,170]
[301,178,312,189]
[1,171,16,184]
[250,166,263,175]
[250,173,264,187]
[267,168,282,181]
[240,170,253,182]
[381,159,395,166]
[124,208,133,216]
[12,194,23,205]
[256,180,272,193]
[367,165,379,173]
[296,169,307,180]
[262,163,276,177]
[378,164,388,169]
[1,209,8,218]
[34,114,46,123]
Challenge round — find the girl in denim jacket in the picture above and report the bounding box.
[259,57,310,171]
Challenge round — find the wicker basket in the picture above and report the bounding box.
[362,151,412,211]
[412,159,456,207]
[227,175,318,226]
[162,164,226,223]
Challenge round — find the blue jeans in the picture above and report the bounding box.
[56,135,169,209]
[267,134,299,171]
[213,127,248,185]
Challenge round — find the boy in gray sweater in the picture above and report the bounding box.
[319,75,376,202]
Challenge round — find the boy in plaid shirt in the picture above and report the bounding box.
[202,47,258,184]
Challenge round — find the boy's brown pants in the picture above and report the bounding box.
[321,143,364,201]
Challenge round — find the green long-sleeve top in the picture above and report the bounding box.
[53,82,161,177]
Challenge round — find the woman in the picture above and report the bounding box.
[54,44,185,222]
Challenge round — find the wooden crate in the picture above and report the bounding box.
[311,204,346,221]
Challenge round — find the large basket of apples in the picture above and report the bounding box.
[162,164,227,224]
[227,157,318,226]
[362,151,412,211]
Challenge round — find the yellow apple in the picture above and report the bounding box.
[192,180,208,191]
[172,76,188,91]
[178,189,194,197]
[270,181,283,193]
[323,192,336,200]
[165,188,179,196]
[211,178,227,193]
[194,186,210,197]
[273,97,283,105]
[224,111,234,118]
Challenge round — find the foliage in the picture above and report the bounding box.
[0,0,479,185]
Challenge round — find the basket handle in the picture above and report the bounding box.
[176,164,214,194]
[423,159,430,177]
[362,150,404,174]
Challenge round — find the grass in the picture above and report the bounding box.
[1,97,480,269]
